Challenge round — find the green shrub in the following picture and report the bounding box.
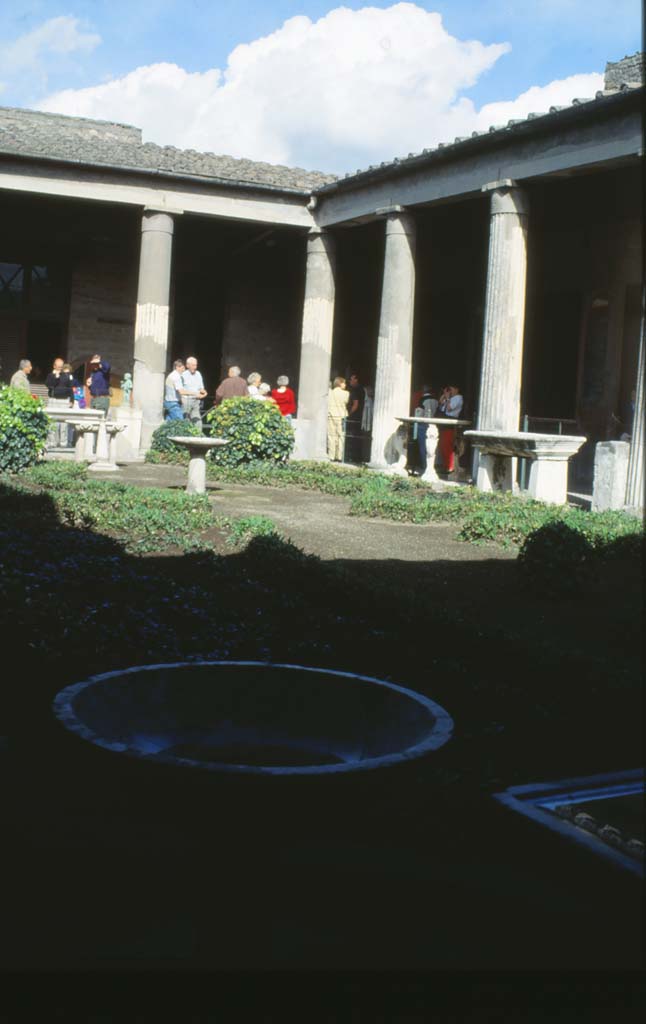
[517,521,594,595]
[205,397,294,466]
[0,386,50,473]
[227,515,282,545]
[150,418,202,453]
[24,461,88,488]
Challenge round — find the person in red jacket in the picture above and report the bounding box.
[271,375,296,421]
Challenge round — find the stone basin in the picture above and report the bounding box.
[52,661,453,777]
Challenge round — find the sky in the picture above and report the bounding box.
[0,1,642,173]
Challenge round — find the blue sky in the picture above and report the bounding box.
[0,2,641,171]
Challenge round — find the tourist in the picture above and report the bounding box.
[215,365,249,405]
[271,375,296,420]
[86,354,111,418]
[361,385,374,433]
[10,359,32,392]
[181,356,207,428]
[438,385,463,474]
[327,376,349,462]
[46,358,75,404]
[256,382,274,401]
[164,359,186,420]
[247,371,262,396]
[345,372,365,463]
[46,357,75,446]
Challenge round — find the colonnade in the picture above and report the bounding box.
[295,180,530,472]
[129,191,643,511]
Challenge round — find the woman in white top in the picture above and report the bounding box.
[438,385,463,473]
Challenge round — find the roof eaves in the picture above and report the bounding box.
[313,84,644,196]
[0,146,315,199]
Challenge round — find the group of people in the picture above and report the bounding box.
[412,383,464,474]
[164,359,296,429]
[327,373,464,472]
[327,372,374,462]
[10,354,112,413]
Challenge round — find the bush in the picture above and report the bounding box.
[205,397,294,467]
[150,418,202,453]
[0,386,50,473]
[24,461,88,488]
[517,521,594,595]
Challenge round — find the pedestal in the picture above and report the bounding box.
[421,425,439,483]
[187,453,207,494]
[527,458,569,505]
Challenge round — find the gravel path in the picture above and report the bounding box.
[112,462,516,565]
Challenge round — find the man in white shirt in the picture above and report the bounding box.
[164,359,186,420]
[181,356,207,429]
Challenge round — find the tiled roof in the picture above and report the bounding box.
[0,106,336,194]
[312,81,644,195]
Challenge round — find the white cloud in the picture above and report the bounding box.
[36,4,603,173]
[2,15,100,75]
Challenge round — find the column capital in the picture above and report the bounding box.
[143,205,184,216]
[375,204,406,217]
[482,180,528,217]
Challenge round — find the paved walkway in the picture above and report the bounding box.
[112,462,516,565]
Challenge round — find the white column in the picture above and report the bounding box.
[625,287,644,512]
[370,209,416,470]
[294,229,336,461]
[475,181,529,491]
[133,209,178,451]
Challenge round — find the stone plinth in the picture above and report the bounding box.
[592,441,630,511]
[170,436,230,493]
[114,406,144,462]
[465,430,586,504]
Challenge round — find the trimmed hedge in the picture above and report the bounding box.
[205,397,294,466]
[150,418,202,454]
[0,386,50,473]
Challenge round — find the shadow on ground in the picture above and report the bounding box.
[0,483,642,971]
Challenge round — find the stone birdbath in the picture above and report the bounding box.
[169,436,230,494]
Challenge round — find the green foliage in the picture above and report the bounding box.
[205,397,294,466]
[145,448,189,465]
[226,515,282,546]
[150,418,202,453]
[24,461,88,488]
[0,385,50,473]
[3,472,215,553]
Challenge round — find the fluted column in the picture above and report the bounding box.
[625,286,644,511]
[294,228,336,460]
[370,209,416,470]
[133,209,178,450]
[475,181,528,490]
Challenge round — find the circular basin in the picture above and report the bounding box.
[52,661,453,777]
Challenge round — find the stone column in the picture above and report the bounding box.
[133,209,178,450]
[625,287,644,512]
[293,229,336,461]
[475,181,529,492]
[370,209,416,470]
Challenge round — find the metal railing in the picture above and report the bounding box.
[518,414,579,491]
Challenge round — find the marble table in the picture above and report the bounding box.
[464,429,587,504]
[169,436,230,494]
[396,417,472,481]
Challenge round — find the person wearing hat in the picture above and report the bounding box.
[86,354,111,417]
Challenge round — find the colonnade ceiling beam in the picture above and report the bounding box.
[0,159,315,229]
[313,106,642,227]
